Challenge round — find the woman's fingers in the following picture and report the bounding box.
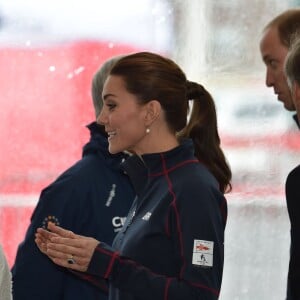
[47,237,99,272]
[46,245,91,272]
[47,236,98,257]
[47,223,76,238]
[52,255,88,272]
[35,223,99,272]
[46,239,82,259]
[35,228,58,255]
[35,235,48,255]
[36,227,58,242]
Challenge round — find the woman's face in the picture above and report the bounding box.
[98,75,149,155]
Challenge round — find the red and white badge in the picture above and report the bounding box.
[192,239,214,267]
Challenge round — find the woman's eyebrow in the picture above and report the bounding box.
[103,93,116,100]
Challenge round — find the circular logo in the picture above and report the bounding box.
[42,215,60,230]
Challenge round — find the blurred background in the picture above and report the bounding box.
[0,0,299,299]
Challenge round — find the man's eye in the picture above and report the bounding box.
[268,59,277,68]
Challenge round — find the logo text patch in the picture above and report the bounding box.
[192,239,214,267]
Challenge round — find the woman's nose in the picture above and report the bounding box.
[96,109,106,125]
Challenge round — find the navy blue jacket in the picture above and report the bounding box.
[80,139,227,300]
[286,164,300,300]
[286,115,300,300]
[11,122,135,300]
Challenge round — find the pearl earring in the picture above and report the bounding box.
[146,128,150,134]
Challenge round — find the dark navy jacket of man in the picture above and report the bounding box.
[286,114,300,300]
[11,122,134,300]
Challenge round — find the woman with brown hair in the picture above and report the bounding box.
[36,51,231,300]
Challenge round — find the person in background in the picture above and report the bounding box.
[260,9,300,300]
[285,36,300,123]
[283,36,300,300]
[0,244,12,300]
[35,51,232,300]
[260,8,300,126]
[11,56,135,300]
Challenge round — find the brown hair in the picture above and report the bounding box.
[110,52,232,193]
[264,9,300,48]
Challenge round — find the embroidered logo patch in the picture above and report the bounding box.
[42,215,60,230]
[105,184,116,207]
[192,239,214,267]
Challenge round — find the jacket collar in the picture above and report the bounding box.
[121,139,196,196]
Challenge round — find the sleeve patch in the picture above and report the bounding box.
[192,239,214,267]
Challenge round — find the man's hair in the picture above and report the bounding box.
[264,9,300,48]
[91,55,124,118]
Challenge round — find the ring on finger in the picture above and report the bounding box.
[67,254,76,265]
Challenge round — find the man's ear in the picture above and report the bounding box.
[144,100,161,126]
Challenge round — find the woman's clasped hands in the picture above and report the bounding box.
[35,222,99,272]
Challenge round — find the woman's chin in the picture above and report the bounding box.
[108,144,122,155]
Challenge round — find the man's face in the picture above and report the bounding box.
[260,27,295,111]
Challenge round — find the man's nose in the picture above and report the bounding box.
[266,69,274,87]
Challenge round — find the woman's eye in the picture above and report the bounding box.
[107,103,116,110]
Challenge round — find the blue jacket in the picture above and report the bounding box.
[286,115,300,300]
[80,139,227,300]
[11,122,135,300]
[286,164,300,300]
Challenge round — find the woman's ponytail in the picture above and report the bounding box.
[179,81,232,193]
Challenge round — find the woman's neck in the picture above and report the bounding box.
[132,131,179,156]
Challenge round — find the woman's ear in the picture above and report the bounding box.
[144,100,161,126]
